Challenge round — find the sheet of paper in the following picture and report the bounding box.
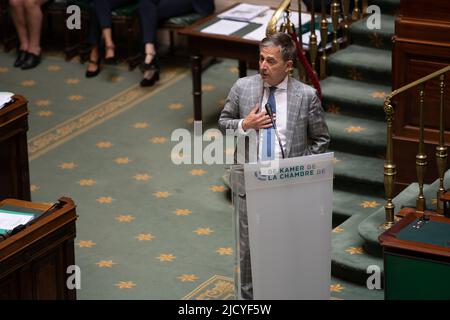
[218,3,270,22]
[243,25,267,41]
[0,92,14,109]
[251,11,311,28]
[0,210,34,231]
[201,19,249,36]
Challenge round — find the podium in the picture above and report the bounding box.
[0,94,31,201]
[0,197,77,299]
[231,153,334,299]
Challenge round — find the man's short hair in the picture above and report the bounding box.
[260,32,297,63]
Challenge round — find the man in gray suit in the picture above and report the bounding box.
[218,32,330,299]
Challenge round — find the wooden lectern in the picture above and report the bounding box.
[379,209,450,300]
[0,197,77,300]
[0,94,31,201]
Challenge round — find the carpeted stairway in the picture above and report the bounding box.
[322,0,447,298]
[322,0,401,298]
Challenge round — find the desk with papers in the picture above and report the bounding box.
[179,2,331,121]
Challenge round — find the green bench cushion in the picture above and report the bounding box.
[163,13,205,27]
[112,3,138,16]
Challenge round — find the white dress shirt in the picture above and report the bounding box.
[238,75,288,161]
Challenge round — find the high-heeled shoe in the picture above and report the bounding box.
[103,45,117,65]
[139,53,160,87]
[85,59,101,78]
[140,69,160,87]
[21,52,41,70]
[14,50,28,68]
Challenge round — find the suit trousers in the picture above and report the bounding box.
[230,165,253,300]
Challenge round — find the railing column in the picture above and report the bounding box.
[416,85,427,213]
[383,99,396,228]
[341,0,350,43]
[436,74,447,214]
[352,0,361,20]
[331,0,341,52]
[309,0,318,73]
[319,0,328,79]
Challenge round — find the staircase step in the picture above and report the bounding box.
[332,212,384,286]
[328,45,391,85]
[325,112,386,157]
[331,275,383,300]
[332,189,385,228]
[333,151,385,196]
[322,76,389,121]
[370,0,400,15]
[358,169,450,257]
[350,14,395,50]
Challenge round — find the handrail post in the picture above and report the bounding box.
[436,74,447,214]
[415,84,427,213]
[319,0,328,79]
[331,0,341,52]
[309,0,318,73]
[383,98,396,228]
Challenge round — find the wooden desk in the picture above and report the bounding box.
[0,95,31,201]
[179,3,266,121]
[0,197,77,299]
[379,208,450,300]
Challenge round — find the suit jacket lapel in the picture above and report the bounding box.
[285,77,302,156]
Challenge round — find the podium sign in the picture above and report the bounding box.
[243,152,334,299]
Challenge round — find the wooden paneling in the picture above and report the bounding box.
[392,0,450,188]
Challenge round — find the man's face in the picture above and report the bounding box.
[259,46,293,86]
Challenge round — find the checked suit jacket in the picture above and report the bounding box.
[218,74,330,161]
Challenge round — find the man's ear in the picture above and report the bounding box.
[286,60,294,71]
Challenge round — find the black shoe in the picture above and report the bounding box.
[103,46,117,65]
[85,59,101,78]
[140,69,160,87]
[21,52,41,70]
[139,53,157,72]
[14,50,28,68]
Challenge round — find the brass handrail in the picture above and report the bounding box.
[267,0,291,35]
[383,65,450,228]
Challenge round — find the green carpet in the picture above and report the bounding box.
[1,50,240,299]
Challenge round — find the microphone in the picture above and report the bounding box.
[264,103,285,159]
[264,103,276,129]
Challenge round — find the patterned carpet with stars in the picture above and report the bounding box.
[1,50,241,299]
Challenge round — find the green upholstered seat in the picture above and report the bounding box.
[163,13,205,28]
[112,3,138,16]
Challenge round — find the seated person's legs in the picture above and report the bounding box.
[9,0,47,69]
[138,0,212,87]
[9,0,28,67]
[86,0,136,77]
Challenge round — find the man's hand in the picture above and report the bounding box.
[242,104,276,131]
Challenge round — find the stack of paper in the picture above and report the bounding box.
[0,209,35,235]
[218,3,269,22]
[0,92,14,110]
